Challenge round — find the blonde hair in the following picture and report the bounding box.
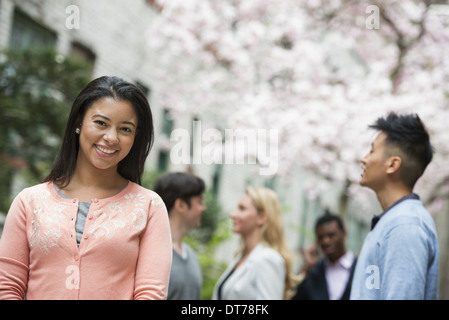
[243,186,300,299]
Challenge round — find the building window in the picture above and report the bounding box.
[157,108,174,172]
[190,116,200,162]
[211,164,222,196]
[69,42,96,77]
[9,8,57,50]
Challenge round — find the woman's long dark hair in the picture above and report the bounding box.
[44,76,154,186]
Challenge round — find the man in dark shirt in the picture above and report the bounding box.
[291,212,357,300]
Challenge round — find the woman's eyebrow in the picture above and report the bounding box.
[92,114,136,128]
[92,114,110,121]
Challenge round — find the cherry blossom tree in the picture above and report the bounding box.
[145,0,449,297]
[145,0,449,214]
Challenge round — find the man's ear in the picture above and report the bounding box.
[173,198,188,214]
[386,156,402,175]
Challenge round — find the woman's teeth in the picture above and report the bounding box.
[96,145,116,154]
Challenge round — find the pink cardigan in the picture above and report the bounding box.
[0,181,172,300]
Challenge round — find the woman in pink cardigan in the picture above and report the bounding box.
[0,76,172,300]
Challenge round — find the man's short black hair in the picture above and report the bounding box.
[369,112,434,189]
[315,210,345,233]
[153,172,205,213]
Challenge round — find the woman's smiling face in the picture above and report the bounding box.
[230,193,263,236]
[77,97,138,172]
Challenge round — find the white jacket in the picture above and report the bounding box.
[212,243,286,300]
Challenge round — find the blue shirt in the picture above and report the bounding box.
[370,193,420,230]
[54,184,90,246]
[350,195,439,300]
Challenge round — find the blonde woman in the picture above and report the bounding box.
[212,186,298,300]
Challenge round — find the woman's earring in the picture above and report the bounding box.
[75,128,80,134]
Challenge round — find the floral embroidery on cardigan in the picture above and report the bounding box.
[30,203,68,255]
[26,187,164,252]
[87,192,152,240]
[150,194,165,208]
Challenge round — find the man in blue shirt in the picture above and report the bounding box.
[350,112,439,300]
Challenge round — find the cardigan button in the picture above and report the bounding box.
[74,254,79,261]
